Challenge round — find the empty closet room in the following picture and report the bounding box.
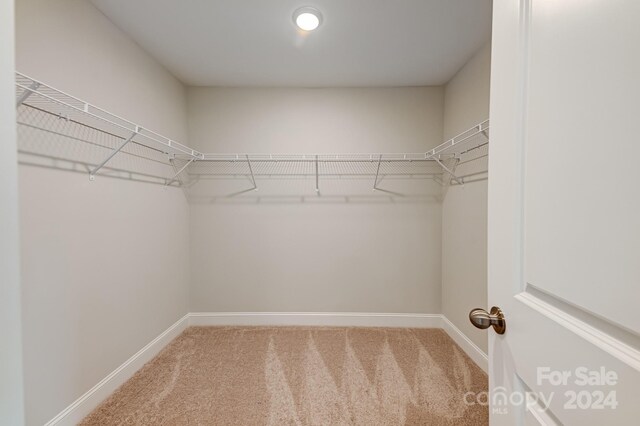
[8,0,495,424]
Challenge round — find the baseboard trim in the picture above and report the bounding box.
[44,314,190,426]
[188,311,443,328]
[441,316,488,373]
[45,311,487,425]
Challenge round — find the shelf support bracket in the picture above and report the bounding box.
[16,82,41,108]
[479,122,489,140]
[434,156,463,186]
[166,157,195,187]
[315,155,319,193]
[246,154,257,191]
[373,154,382,190]
[89,128,138,180]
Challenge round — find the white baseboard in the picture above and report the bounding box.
[440,316,488,373]
[188,312,443,328]
[45,312,487,425]
[44,314,190,426]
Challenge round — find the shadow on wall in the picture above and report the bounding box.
[185,174,444,205]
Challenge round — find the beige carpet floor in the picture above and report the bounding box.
[81,327,488,425]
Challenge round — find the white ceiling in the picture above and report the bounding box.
[90,0,492,87]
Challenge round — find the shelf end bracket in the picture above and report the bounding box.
[16,82,41,108]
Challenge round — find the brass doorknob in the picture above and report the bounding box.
[469,306,506,334]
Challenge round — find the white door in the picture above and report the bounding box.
[486,0,640,424]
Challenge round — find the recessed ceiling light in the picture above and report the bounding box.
[293,7,322,31]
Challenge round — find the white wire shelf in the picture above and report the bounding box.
[15,72,203,186]
[193,119,488,164]
[185,120,489,190]
[15,71,488,191]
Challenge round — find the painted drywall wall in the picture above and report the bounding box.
[15,0,190,424]
[187,87,444,313]
[442,42,491,354]
[0,1,26,424]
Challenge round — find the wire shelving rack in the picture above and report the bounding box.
[15,72,489,192]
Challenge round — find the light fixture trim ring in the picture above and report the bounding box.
[293,6,323,31]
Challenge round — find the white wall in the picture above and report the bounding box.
[13,1,490,418]
[0,1,26,424]
[187,87,444,313]
[15,0,190,424]
[442,42,491,354]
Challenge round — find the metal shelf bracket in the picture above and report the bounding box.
[16,81,40,108]
[89,128,139,180]
[373,154,382,190]
[315,155,320,193]
[434,156,463,186]
[246,154,258,191]
[166,157,196,187]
